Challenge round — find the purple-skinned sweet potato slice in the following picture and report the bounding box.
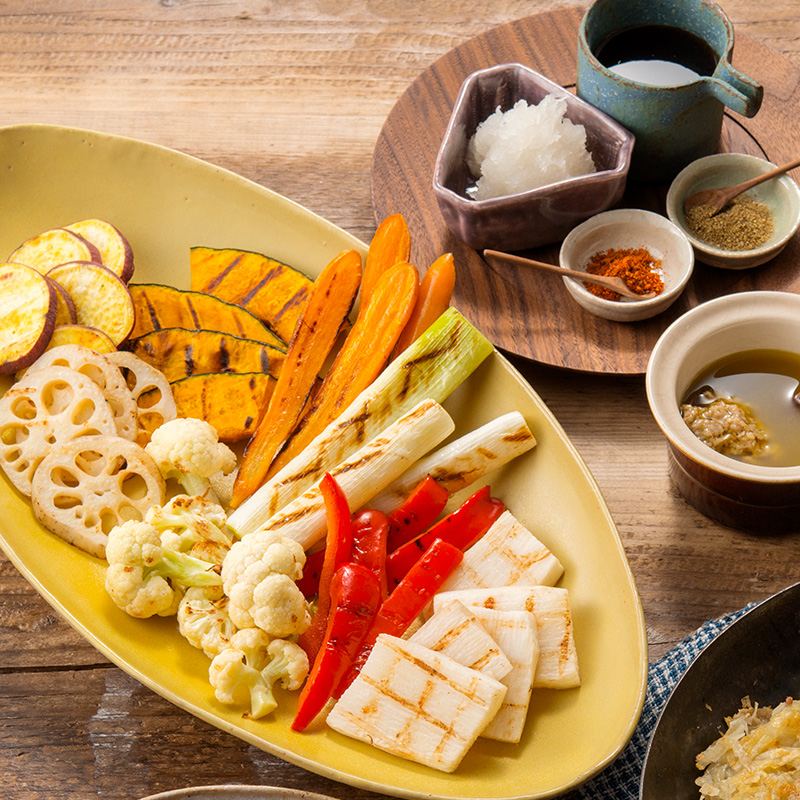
[0,262,57,374]
[46,261,135,347]
[8,227,101,274]
[65,219,134,283]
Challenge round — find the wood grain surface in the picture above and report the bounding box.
[1,2,800,799]
[370,7,800,373]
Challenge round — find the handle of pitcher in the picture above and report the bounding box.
[707,61,764,117]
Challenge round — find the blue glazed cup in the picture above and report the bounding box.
[577,0,763,181]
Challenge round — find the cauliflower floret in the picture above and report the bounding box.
[145,417,237,503]
[105,519,222,618]
[147,494,234,565]
[209,628,309,719]
[178,585,237,658]
[221,530,310,637]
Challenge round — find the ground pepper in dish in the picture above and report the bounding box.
[684,196,774,250]
[583,247,664,301]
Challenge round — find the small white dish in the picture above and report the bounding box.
[666,153,800,269]
[559,209,694,322]
[140,787,334,800]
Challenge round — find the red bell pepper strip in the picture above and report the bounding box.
[385,475,449,553]
[334,538,463,696]
[296,548,325,598]
[298,473,353,663]
[351,509,390,600]
[291,562,382,732]
[384,485,504,588]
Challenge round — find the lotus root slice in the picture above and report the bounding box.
[105,350,177,445]
[31,435,165,558]
[0,366,117,496]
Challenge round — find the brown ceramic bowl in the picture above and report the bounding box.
[432,62,635,251]
[646,291,800,533]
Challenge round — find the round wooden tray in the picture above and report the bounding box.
[370,7,800,374]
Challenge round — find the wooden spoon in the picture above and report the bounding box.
[482,249,657,300]
[683,155,800,216]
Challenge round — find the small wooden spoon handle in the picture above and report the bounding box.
[729,155,800,196]
[482,249,647,298]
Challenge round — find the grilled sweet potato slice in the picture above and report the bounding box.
[171,372,276,442]
[46,261,135,346]
[0,262,57,374]
[127,328,286,383]
[190,246,313,344]
[8,228,101,274]
[65,219,134,283]
[129,283,283,349]
[45,276,77,327]
[46,324,117,354]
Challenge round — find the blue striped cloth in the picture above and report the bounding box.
[575,604,756,799]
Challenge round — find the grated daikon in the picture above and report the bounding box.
[466,96,596,201]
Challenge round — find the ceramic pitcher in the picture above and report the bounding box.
[577,0,763,181]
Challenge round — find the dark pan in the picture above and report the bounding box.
[640,580,800,799]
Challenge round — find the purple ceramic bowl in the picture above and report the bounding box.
[433,63,635,252]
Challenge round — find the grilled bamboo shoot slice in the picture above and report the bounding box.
[327,634,506,773]
[408,598,512,681]
[434,586,580,689]
[469,607,538,743]
[439,510,564,592]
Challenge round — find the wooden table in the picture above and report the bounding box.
[1,2,799,798]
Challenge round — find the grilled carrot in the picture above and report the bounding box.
[360,213,411,309]
[230,248,362,508]
[265,261,419,479]
[393,252,456,357]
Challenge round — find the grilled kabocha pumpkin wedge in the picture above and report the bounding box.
[190,246,313,344]
[171,372,277,442]
[127,327,286,383]
[129,283,284,349]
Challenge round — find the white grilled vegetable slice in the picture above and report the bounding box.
[105,350,177,446]
[0,262,57,375]
[8,227,101,273]
[409,598,512,681]
[369,411,536,515]
[46,261,135,346]
[31,435,165,558]
[65,219,134,283]
[0,365,117,496]
[254,399,455,549]
[434,586,580,690]
[469,607,538,743]
[439,510,564,592]
[327,634,506,773]
[26,345,138,441]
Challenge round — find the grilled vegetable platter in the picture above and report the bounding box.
[0,124,647,800]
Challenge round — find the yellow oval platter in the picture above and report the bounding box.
[0,124,648,800]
